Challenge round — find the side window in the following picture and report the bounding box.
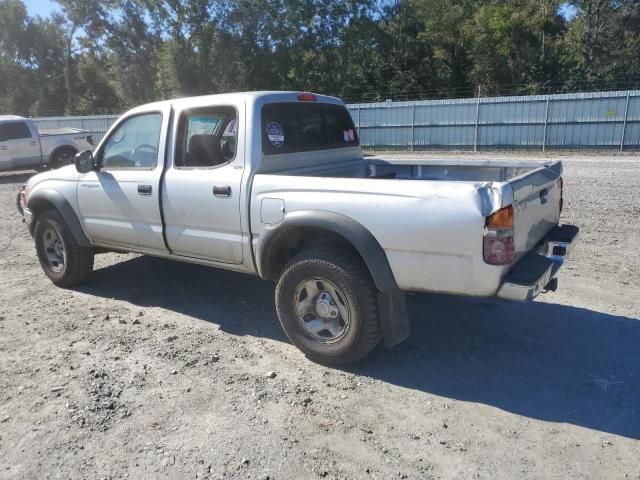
[101,113,162,169]
[176,108,237,168]
[3,122,32,141]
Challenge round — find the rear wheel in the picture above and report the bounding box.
[34,210,94,287]
[50,148,76,169]
[275,247,381,365]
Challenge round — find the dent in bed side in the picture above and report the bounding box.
[255,210,410,347]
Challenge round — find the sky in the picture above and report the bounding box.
[23,0,60,18]
[23,0,580,21]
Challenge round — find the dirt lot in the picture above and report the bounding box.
[1,153,639,480]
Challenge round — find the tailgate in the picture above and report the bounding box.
[509,161,562,261]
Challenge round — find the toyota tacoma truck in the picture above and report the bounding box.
[17,91,579,364]
[1,115,94,171]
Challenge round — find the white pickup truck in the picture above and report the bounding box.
[17,92,579,364]
[0,115,95,171]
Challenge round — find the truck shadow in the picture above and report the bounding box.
[81,255,640,440]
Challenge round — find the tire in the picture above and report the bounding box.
[50,148,76,169]
[275,246,381,365]
[34,210,94,287]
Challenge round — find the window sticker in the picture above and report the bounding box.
[267,122,285,148]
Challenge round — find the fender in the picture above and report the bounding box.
[27,189,92,248]
[256,210,410,347]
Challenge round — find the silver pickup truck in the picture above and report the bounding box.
[1,115,94,171]
[17,92,579,364]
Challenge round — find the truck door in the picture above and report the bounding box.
[161,105,244,264]
[3,121,41,169]
[77,107,171,252]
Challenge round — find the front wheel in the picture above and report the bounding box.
[34,210,94,287]
[275,247,381,365]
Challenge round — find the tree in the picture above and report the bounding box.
[54,0,111,113]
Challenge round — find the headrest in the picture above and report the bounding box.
[187,134,224,167]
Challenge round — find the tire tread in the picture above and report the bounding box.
[275,246,381,365]
[35,210,94,287]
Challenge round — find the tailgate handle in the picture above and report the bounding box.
[539,188,548,204]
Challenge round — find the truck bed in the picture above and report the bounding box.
[254,151,562,296]
[39,127,88,136]
[261,149,557,183]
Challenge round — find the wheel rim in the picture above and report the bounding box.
[42,226,65,273]
[294,278,351,343]
[54,151,73,168]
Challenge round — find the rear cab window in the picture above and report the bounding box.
[261,103,358,155]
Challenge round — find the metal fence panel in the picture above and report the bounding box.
[348,90,640,150]
[623,122,640,147]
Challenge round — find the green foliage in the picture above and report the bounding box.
[0,0,638,115]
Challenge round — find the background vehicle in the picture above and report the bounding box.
[0,115,94,171]
[17,92,578,364]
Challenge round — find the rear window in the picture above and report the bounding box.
[261,103,358,155]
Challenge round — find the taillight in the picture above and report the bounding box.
[297,92,317,102]
[486,205,513,229]
[86,135,94,146]
[483,205,515,265]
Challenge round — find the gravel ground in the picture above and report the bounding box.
[0,153,639,480]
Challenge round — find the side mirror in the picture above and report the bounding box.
[75,150,96,173]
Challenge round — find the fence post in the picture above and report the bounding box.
[542,98,550,153]
[473,89,481,152]
[410,103,416,152]
[356,105,361,140]
[620,91,631,152]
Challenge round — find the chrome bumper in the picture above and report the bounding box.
[16,188,33,228]
[496,225,579,301]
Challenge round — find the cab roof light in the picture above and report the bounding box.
[297,92,317,102]
[486,205,514,230]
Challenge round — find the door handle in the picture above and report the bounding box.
[30,141,37,146]
[137,184,152,195]
[0,146,7,151]
[213,185,231,197]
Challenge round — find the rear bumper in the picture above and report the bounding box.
[496,224,579,301]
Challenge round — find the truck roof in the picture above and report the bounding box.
[0,115,27,122]
[128,91,344,115]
